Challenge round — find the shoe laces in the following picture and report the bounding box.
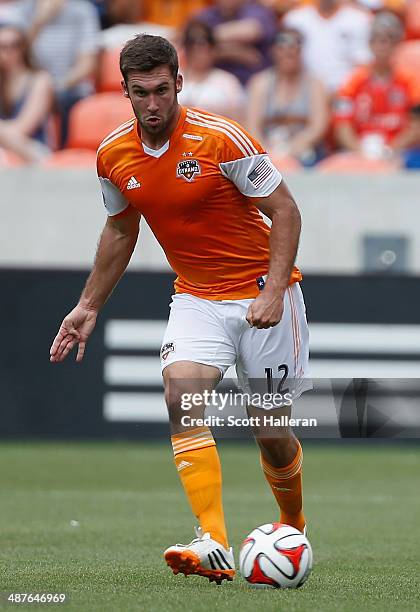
[191,526,211,543]
[176,526,210,548]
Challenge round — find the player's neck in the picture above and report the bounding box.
[139,104,182,150]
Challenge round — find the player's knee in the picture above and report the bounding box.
[164,384,186,416]
[257,435,297,467]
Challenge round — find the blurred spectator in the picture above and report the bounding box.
[333,12,420,166]
[0,24,53,162]
[145,0,213,28]
[99,0,174,49]
[196,0,277,85]
[179,21,244,120]
[87,0,109,28]
[247,27,329,165]
[17,0,100,146]
[259,0,300,19]
[284,0,372,92]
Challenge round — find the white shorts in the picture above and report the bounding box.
[160,283,310,400]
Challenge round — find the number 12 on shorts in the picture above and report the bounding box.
[265,364,289,394]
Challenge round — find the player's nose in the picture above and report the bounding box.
[147,96,159,113]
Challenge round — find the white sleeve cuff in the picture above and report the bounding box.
[219,153,282,197]
[98,176,129,216]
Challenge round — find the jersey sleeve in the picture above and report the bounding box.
[96,150,130,217]
[217,119,282,197]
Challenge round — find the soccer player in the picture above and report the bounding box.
[50,34,310,584]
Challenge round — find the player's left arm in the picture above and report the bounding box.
[247,181,301,329]
[218,127,301,330]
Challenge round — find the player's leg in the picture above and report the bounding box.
[161,294,236,582]
[163,360,228,548]
[238,283,310,532]
[251,413,306,533]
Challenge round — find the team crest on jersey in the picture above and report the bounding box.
[177,159,201,182]
[161,342,175,361]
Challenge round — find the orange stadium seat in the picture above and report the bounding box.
[97,47,122,93]
[144,0,213,27]
[66,93,133,150]
[317,152,400,173]
[406,0,420,39]
[393,40,420,76]
[41,149,97,168]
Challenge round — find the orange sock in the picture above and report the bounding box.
[172,426,228,548]
[260,441,306,532]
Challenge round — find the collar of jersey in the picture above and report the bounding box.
[135,105,187,158]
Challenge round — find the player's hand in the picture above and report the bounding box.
[50,304,98,363]
[246,289,285,329]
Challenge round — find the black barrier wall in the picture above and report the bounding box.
[1,270,420,439]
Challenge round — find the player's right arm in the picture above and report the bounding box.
[50,207,140,363]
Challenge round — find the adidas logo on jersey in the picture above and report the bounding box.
[127,176,141,190]
[177,460,192,471]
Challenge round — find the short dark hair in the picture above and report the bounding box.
[120,34,179,83]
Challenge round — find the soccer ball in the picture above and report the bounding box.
[239,522,313,588]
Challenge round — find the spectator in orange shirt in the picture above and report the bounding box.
[333,12,420,164]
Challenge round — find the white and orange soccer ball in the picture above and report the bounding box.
[239,523,313,588]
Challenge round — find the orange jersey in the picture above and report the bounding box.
[334,66,420,143]
[97,106,302,300]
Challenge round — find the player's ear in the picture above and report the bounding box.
[176,74,183,94]
[122,80,129,98]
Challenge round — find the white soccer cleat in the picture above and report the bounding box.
[164,527,235,584]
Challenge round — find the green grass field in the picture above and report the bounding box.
[0,442,419,612]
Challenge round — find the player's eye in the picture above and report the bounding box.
[158,88,168,95]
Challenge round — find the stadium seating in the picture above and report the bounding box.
[41,149,97,168]
[393,40,420,75]
[66,93,133,150]
[405,0,420,39]
[317,152,400,173]
[97,47,122,93]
